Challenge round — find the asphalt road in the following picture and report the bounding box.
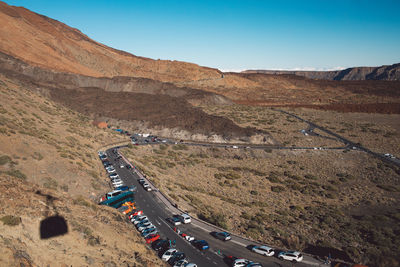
[105,148,324,267]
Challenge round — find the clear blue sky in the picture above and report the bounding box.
[4,0,400,71]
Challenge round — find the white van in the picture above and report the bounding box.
[179,214,191,224]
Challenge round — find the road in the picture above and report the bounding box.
[105,148,325,267]
[273,108,400,167]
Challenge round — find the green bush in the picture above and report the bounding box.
[0,215,21,226]
[271,185,285,193]
[0,155,11,165]
[304,174,317,180]
[6,169,27,180]
[198,212,228,229]
[43,177,58,189]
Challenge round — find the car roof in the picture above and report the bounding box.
[180,213,190,218]
[258,245,273,250]
[285,250,301,255]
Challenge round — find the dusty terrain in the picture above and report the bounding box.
[200,104,400,155]
[0,74,165,266]
[121,104,400,266]
[122,141,400,266]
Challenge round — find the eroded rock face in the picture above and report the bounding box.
[0,52,273,144]
[243,63,400,81]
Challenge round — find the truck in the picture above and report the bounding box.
[99,191,134,209]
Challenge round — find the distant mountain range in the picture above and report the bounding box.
[243,63,400,81]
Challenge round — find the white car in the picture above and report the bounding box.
[137,222,153,231]
[119,164,125,168]
[179,214,191,224]
[133,216,148,225]
[161,248,177,261]
[384,153,396,159]
[184,235,195,242]
[232,258,250,267]
[143,183,152,191]
[109,173,119,179]
[251,245,275,256]
[107,168,116,174]
[278,251,303,262]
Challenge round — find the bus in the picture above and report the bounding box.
[99,191,134,209]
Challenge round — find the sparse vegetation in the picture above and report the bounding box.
[0,215,21,226]
[5,169,27,180]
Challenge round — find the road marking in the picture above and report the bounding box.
[231,239,247,247]
[155,219,161,225]
[302,259,322,266]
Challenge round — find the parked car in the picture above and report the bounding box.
[107,168,116,174]
[142,183,152,191]
[133,216,148,224]
[109,173,119,179]
[277,251,303,262]
[167,216,181,226]
[162,248,178,261]
[116,185,136,192]
[192,240,209,251]
[137,222,153,231]
[142,228,158,237]
[232,258,250,267]
[145,233,160,244]
[211,231,231,241]
[134,219,150,227]
[151,239,170,252]
[178,213,191,224]
[168,252,185,265]
[246,263,262,267]
[384,153,396,159]
[138,178,146,185]
[118,204,134,215]
[128,210,143,218]
[173,259,188,267]
[251,245,275,256]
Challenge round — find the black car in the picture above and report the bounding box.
[151,239,170,252]
[167,252,185,265]
[211,231,232,241]
[193,240,209,250]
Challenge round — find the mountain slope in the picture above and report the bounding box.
[0,1,221,82]
[0,73,164,266]
[243,63,400,81]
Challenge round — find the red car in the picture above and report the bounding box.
[128,210,143,218]
[145,234,160,244]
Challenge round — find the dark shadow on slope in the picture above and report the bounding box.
[36,190,68,239]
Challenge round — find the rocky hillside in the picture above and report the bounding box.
[0,74,165,266]
[0,1,221,83]
[243,63,400,81]
[1,0,400,116]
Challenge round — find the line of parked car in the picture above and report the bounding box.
[99,150,305,266]
[99,150,198,266]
